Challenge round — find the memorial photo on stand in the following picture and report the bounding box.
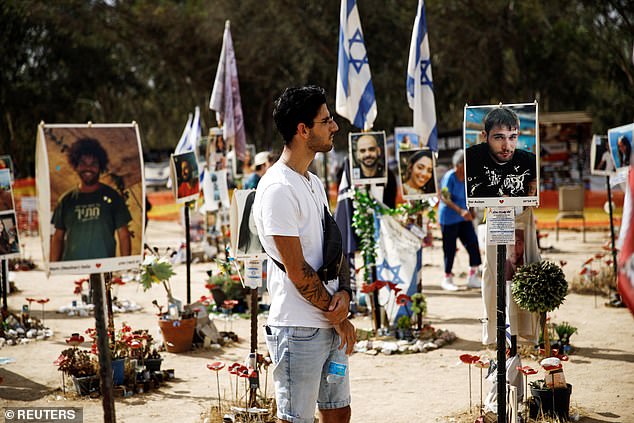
[0,169,15,212]
[463,103,539,207]
[607,123,633,170]
[0,212,20,257]
[230,189,265,259]
[395,127,420,152]
[171,151,200,204]
[235,144,256,177]
[398,148,437,200]
[36,123,144,275]
[590,135,616,176]
[206,127,227,171]
[0,155,15,180]
[349,131,388,186]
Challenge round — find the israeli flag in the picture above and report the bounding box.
[406,0,438,151]
[336,0,377,131]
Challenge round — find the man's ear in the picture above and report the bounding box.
[297,122,310,139]
[480,130,487,142]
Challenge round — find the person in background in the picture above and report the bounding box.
[243,152,271,189]
[438,149,482,291]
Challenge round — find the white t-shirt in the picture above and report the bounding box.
[253,162,339,328]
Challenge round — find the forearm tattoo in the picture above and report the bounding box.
[296,261,331,311]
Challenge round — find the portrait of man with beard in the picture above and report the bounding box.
[50,137,132,262]
[349,131,388,186]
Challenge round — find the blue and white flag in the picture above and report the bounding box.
[406,0,438,151]
[375,214,423,326]
[210,20,246,161]
[336,0,377,131]
[174,113,193,154]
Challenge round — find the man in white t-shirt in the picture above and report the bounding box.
[254,86,355,423]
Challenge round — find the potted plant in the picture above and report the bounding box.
[396,315,412,340]
[141,249,196,353]
[410,293,427,330]
[529,355,573,421]
[553,321,577,353]
[54,334,99,396]
[511,260,568,355]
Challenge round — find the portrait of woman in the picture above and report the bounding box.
[618,136,631,167]
[237,190,263,256]
[400,149,436,198]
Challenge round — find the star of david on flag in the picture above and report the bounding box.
[406,0,438,151]
[336,0,377,131]
[374,215,423,326]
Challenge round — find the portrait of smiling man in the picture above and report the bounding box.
[465,106,538,202]
[349,131,388,185]
[50,137,132,262]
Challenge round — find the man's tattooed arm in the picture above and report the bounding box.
[273,235,331,311]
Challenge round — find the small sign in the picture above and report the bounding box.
[487,207,515,245]
[21,196,37,212]
[244,258,262,289]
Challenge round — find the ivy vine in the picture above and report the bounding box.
[351,190,436,284]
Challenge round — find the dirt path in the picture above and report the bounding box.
[0,221,632,422]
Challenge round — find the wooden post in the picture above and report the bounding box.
[91,273,116,423]
[1,260,7,310]
[184,202,192,304]
[496,244,506,423]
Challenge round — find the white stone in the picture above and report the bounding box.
[364,349,378,356]
[422,342,438,351]
[434,338,446,347]
[26,329,37,338]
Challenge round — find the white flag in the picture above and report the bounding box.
[174,113,193,154]
[210,20,246,161]
[336,0,377,131]
[406,0,438,151]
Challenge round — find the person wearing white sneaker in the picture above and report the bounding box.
[438,150,482,291]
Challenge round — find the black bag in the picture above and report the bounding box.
[271,205,343,283]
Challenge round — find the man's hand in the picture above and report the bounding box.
[333,319,356,355]
[324,291,350,325]
[460,209,473,222]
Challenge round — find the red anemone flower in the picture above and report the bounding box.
[385,281,398,291]
[459,354,480,364]
[374,280,387,290]
[583,257,594,266]
[396,294,411,306]
[579,267,588,275]
[66,334,84,346]
[595,253,605,259]
[205,283,217,291]
[111,277,125,286]
[36,298,50,304]
[207,361,226,371]
[475,360,490,369]
[516,366,537,376]
[228,362,241,374]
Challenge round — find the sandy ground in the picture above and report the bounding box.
[0,220,633,423]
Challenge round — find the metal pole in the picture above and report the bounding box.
[606,176,618,281]
[91,273,115,423]
[496,244,507,423]
[184,202,192,304]
[371,264,381,331]
[1,260,7,310]
[249,287,259,407]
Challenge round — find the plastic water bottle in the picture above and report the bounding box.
[326,361,346,383]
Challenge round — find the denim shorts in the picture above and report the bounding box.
[265,326,351,423]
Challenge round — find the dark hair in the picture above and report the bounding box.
[405,150,432,183]
[68,138,109,173]
[483,107,520,134]
[238,191,261,254]
[618,136,631,166]
[273,85,327,144]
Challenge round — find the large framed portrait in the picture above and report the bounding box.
[230,189,265,259]
[607,123,633,172]
[171,151,200,204]
[398,148,437,200]
[590,135,616,176]
[464,102,540,207]
[36,123,145,275]
[349,131,388,186]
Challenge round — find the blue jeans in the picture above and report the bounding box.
[265,326,351,423]
[441,221,482,274]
